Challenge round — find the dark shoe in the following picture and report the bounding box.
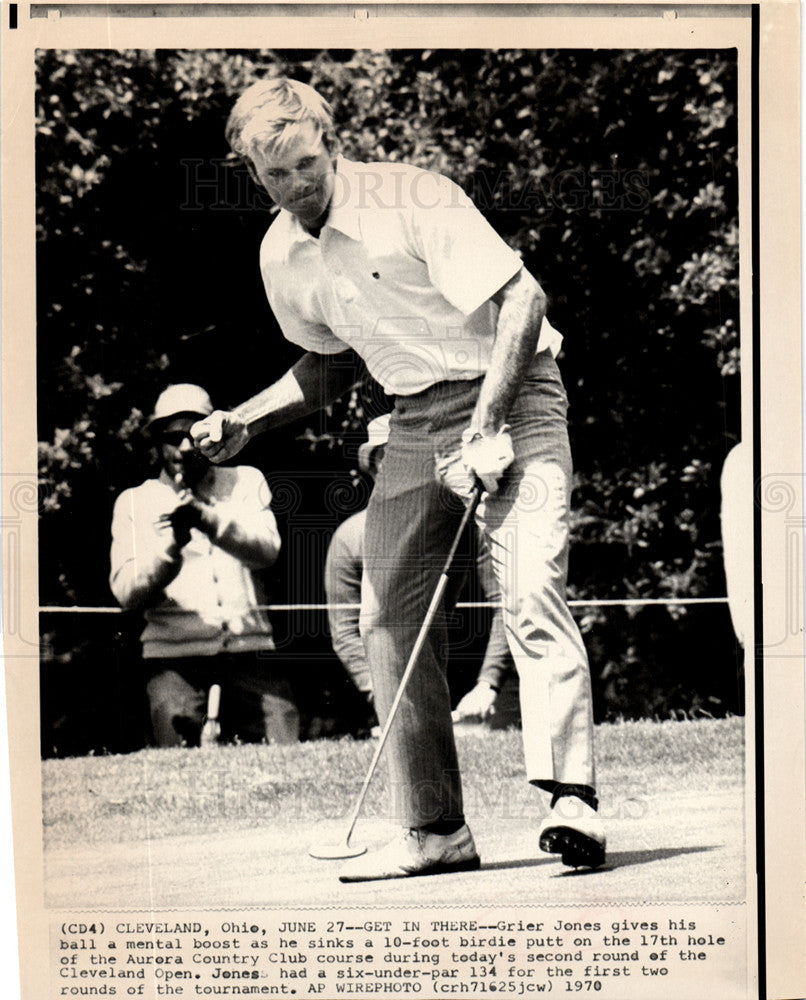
[538,795,606,869]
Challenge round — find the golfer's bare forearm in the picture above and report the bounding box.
[471,268,546,434]
[234,350,365,438]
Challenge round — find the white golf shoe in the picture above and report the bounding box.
[339,825,481,882]
[538,795,606,869]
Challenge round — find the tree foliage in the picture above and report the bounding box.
[37,48,741,736]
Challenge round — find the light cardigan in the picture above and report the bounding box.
[110,465,280,658]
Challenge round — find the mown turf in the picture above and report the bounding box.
[41,716,744,849]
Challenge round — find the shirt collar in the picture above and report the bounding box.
[284,155,362,246]
[157,466,216,499]
[325,156,362,241]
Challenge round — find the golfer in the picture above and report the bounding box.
[193,78,605,880]
[325,413,516,726]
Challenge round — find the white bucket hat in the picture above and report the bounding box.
[146,384,213,432]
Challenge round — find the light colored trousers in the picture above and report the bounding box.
[359,350,595,828]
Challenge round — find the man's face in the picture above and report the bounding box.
[159,416,209,488]
[250,120,336,228]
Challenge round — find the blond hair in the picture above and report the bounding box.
[226,77,336,178]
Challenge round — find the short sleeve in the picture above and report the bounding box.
[407,172,523,316]
[260,223,350,356]
[266,286,350,356]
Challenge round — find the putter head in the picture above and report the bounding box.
[308,841,368,860]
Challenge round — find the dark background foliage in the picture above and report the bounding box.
[36,49,742,755]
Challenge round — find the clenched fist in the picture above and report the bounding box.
[191,410,249,463]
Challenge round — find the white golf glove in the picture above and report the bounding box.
[461,425,514,494]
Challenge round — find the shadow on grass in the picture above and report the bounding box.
[481,857,558,872]
[556,844,722,877]
[482,845,721,877]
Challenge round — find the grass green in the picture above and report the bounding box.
[42,717,744,849]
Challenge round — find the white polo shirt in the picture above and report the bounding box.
[260,157,562,396]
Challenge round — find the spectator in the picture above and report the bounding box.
[110,383,299,746]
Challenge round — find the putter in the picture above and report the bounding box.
[309,481,484,860]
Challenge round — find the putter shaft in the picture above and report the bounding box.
[339,483,483,850]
